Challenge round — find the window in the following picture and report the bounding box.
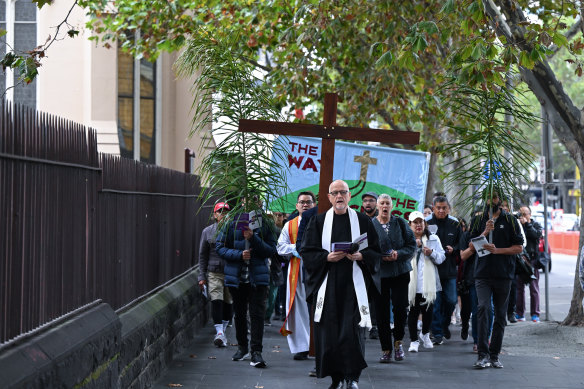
[0,0,37,108]
[117,37,158,164]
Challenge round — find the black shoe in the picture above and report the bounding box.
[294,351,309,360]
[461,324,469,340]
[369,326,379,339]
[473,355,491,369]
[433,336,443,345]
[490,358,504,368]
[346,380,359,389]
[328,380,343,389]
[250,351,267,368]
[443,325,451,340]
[507,313,517,323]
[309,368,317,377]
[232,347,250,361]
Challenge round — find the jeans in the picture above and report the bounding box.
[507,277,517,315]
[475,278,511,359]
[264,283,279,320]
[229,283,268,353]
[374,272,410,351]
[431,277,457,338]
[460,284,485,343]
[516,268,540,317]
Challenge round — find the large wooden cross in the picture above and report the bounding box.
[239,93,420,213]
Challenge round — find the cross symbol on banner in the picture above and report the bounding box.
[239,93,420,212]
[353,150,378,181]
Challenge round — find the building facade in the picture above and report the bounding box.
[1,0,213,172]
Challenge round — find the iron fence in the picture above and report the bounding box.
[0,103,211,344]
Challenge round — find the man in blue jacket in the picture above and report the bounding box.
[216,204,277,368]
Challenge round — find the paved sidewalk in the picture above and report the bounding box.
[153,318,584,389]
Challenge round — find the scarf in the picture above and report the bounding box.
[314,207,371,330]
[408,235,438,306]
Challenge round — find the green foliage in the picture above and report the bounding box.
[174,35,289,219]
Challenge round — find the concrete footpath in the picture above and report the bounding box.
[154,253,584,389]
[153,319,584,389]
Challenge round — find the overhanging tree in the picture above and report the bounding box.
[6,0,584,324]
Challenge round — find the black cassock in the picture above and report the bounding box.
[300,211,381,380]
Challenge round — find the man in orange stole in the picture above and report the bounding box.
[277,191,316,360]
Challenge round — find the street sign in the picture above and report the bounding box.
[538,156,546,184]
[569,189,581,197]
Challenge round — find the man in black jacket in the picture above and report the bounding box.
[515,205,543,322]
[427,196,462,345]
[470,192,523,369]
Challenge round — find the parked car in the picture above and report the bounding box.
[560,213,580,232]
[532,212,553,232]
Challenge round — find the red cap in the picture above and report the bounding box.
[214,202,230,213]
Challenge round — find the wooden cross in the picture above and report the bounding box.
[239,93,420,213]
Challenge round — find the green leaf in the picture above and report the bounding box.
[67,29,79,38]
[418,21,439,35]
[519,51,534,69]
[471,43,483,60]
[552,32,569,47]
[375,50,394,68]
[440,0,455,14]
[32,0,52,9]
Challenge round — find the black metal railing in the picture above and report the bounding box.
[0,102,211,344]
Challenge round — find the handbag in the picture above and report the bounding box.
[515,251,537,284]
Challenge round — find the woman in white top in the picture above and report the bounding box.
[406,211,446,352]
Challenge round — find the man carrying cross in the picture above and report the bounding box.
[300,180,381,389]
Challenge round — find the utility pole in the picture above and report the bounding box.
[541,107,553,321]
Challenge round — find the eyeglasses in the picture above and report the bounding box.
[329,190,349,196]
[298,200,314,205]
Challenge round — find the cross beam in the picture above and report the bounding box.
[238,93,420,212]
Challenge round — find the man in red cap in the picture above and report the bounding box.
[199,201,232,347]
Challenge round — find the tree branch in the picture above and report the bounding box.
[484,0,584,165]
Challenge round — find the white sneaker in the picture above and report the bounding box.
[408,340,419,352]
[214,333,227,347]
[420,332,433,349]
[417,320,422,331]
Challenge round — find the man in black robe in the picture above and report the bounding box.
[300,180,381,389]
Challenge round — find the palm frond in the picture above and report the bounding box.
[175,34,289,224]
[439,75,539,222]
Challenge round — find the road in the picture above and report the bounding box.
[538,252,579,322]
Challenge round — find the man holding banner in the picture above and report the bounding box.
[301,180,381,389]
[277,191,316,360]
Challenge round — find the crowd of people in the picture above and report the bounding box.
[197,181,546,389]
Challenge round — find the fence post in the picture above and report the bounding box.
[184,148,195,174]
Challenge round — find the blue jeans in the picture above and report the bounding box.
[431,278,457,338]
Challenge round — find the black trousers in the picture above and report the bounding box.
[407,294,433,340]
[229,283,268,353]
[475,278,512,359]
[375,272,410,351]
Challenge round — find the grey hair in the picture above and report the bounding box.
[378,193,393,206]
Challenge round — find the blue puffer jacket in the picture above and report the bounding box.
[216,220,277,288]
